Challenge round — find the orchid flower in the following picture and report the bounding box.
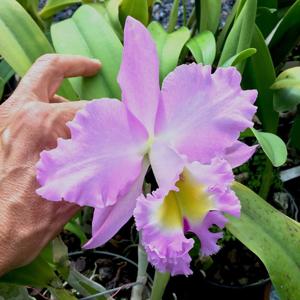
[36,17,257,275]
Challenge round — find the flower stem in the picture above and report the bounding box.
[150,271,170,300]
[130,235,148,300]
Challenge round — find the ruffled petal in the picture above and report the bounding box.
[84,159,149,249]
[118,17,160,135]
[134,190,194,276]
[155,64,257,163]
[189,211,228,256]
[36,99,148,208]
[225,141,257,168]
[149,141,186,192]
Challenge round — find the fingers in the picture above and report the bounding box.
[51,95,69,103]
[14,54,101,102]
[52,100,87,117]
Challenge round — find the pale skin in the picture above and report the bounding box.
[0,54,101,276]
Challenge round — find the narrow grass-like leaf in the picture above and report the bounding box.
[39,0,81,19]
[228,182,300,300]
[243,26,279,133]
[222,48,256,67]
[0,0,77,99]
[186,30,216,65]
[51,5,122,99]
[268,0,300,66]
[167,0,180,33]
[252,128,287,167]
[148,21,190,82]
[199,0,221,34]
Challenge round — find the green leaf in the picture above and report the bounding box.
[222,48,257,67]
[0,0,77,99]
[186,30,216,65]
[218,0,257,72]
[49,287,78,300]
[39,0,82,19]
[0,59,14,98]
[228,182,300,300]
[0,284,34,300]
[51,5,122,99]
[16,0,44,29]
[243,26,279,133]
[272,67,300,112]
[256,7,279,37]
[148,21,190,82]
[269,0,300,66]
[119,0,148,26]
[65,219,88,245]
[0,254,58,288]
[167,0,180,33]
[88,0,123,40]
[252,128,287,167]
[258,0,278,8]
[199,0,221,34]
[290,111,300,150]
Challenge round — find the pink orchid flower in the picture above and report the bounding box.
[36,17,257,275]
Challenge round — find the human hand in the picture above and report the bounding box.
[0,54,101,276]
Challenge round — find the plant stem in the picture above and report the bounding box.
[130,235,148,300]
[259,159,273,200]
[150,271,170,300]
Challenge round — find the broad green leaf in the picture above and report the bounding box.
[167,0,180,33]
[16,0,44,29]
[218,0,257,72]
[186,31,216,65]
[39,0,82,19]
[243,26,279,133]
[272,67,300,112]
[269,0,300,66]
[88,0,123,40]
[148,21,190,82]
[258,0,278,8]
[49,288,78,300]
[65,219,88,245]
[256,7,279,37]
[0,284,34,300]
[0,78,4,99]
[0,59,14,98]
[0,0,77,99]
[222,48,257,67]
[0,254,57,288]
[119,0,148,26]
[228,182,300,300]
[51,5,122,99]
[252,128,287,167]
[199,0,221,34]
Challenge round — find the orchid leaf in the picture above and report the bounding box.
[186,30,216,65]
[243,26,279,133]
[222,48,256,67]
[119,0,148,26]
[88,0,123,40]
[51,5,122,99]
[148,21,190,82]
[49,288,78,300]
[290,112,300,150]
[228,182,300,300]
[256,7,279,37]
[65,219,88,245]
[199,0,221,34]
[0,0,77,99]
[269,0,300,66]
[272,67,300,112]
[252,128,287,167]
[39,0,82,19]
[167,0,180,33]
[0,284,34,300]
[258,0,277,8]
[0,59,14,99]
[218,0,257,72]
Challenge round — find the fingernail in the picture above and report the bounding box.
[91,58,101,65]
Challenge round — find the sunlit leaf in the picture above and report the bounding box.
[222,48,256,67]
[228,182,300,300]
[39,0,81,19]
[252,128,287,167]
[186,30,216,65]
[199,0,221,34]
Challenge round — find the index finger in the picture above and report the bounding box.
[14,54,101,101]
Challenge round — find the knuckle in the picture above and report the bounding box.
[18,102,50,127]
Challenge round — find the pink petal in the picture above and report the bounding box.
[155,64,257,163]
[149,141,186,191]
[134,190,194,276]
[190,211,227,256]
[84,160,149,248]
[225,141,257,168]
[36,99,148,208]
[118,17,160,135]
